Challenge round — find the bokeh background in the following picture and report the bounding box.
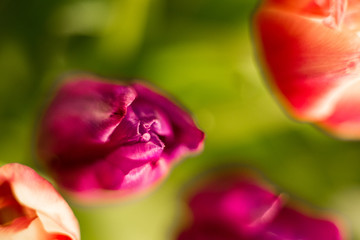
[1,0,360,239]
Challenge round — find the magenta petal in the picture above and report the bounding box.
[38,76,137,163]
[62,159,169,203]
[120,158,168,190]
[259,207,343,240]
[177,222,241,240]
[95,162,125,190]
[176,172,346,240]
[132,83,205,161]
[189,179,282,237]
[108,106,141,143]
[112,138,164,162]
[37,75,204,202]
[106,135,164,170]
[131,100,173,138]
[55,165,102,192]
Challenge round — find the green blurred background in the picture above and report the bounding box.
[1,0,360,239]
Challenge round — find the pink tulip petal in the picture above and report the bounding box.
[259,207,343,240]
[38,75,137,165]
[45,127,166,192]
[64,159,168,204]
[177,221,240,240]
[130,99,173,137]
[0,163,79,240]
[120,158,168,190]
[132,83,205,161]
[108,106,142,143]
[111,134,165,162]
[176,172,345,240]
[37,75,204,202]
[45,138,166,193]
[188,177,282,237]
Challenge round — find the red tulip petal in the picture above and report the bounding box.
[254,0,360,127]
[315,81,360,139]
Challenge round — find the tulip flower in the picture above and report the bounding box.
[253,0,360,139]
[176,173,345,240]
[37,75,204,203]
[0,163,80,240]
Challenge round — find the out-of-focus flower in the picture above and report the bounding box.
[37,75,204,203]
[0,163,80,240]
[176,173,345,240]
[253,0,360,139]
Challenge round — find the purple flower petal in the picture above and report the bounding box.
[177,222,240,240]
[37,75,204,202]
[38,76,137,165]
[176,173,345,240]
[188,177,282,237]
[259,207,343,240]
[132,83,205,161]
[56,158,168,203]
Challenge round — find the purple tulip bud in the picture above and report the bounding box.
[37,75,204,203]
[177,173,345,240]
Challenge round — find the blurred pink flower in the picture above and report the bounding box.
[0,163,80,240]
[37,75,204,203]
[253,0,360,139]
[176,174,345,240]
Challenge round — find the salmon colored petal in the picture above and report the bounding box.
[1,218,48,240]
[253,0,360,138]
[0,163,80,240]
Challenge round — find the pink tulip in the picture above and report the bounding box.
[176,173,345,240]
[0,163,80,240]
[253,0,360,139]
[37,75,204,203]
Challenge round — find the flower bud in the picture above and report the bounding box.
[176,172,345,240]
[37,75,204,203]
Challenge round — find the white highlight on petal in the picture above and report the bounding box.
[99,121,120,142]
[142,133,151,142]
